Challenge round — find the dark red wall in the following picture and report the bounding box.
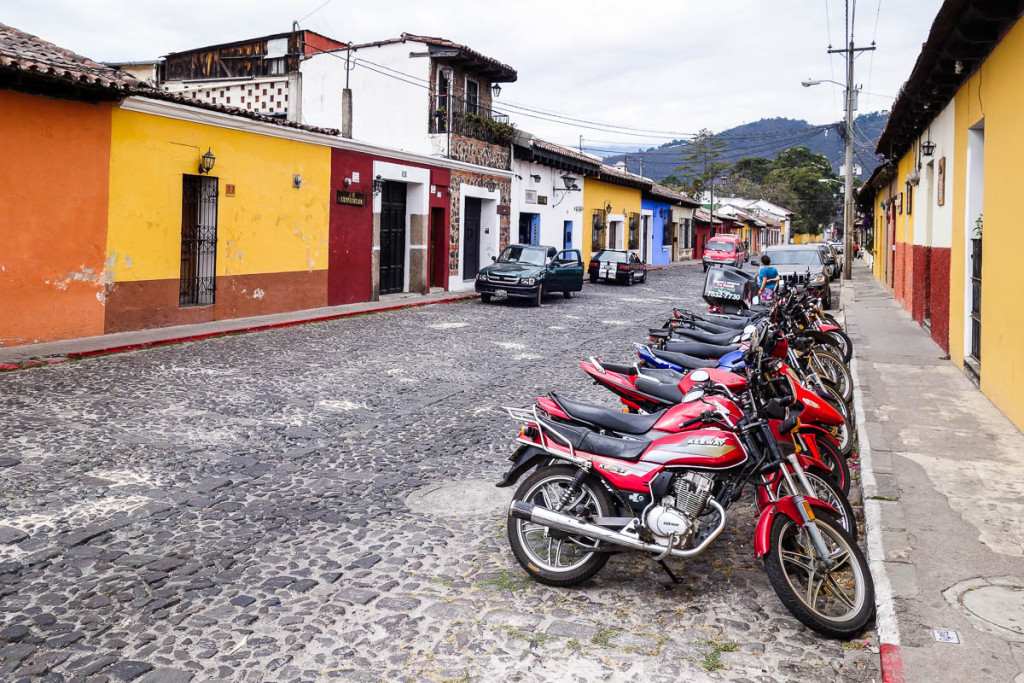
[929,247,951,353]
[328,149,450,305]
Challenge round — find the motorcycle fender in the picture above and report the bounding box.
[795,452,830,476]
[754,495,837,558]
[495,446,548,488]
[804,329,843,350]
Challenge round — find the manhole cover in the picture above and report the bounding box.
[405,480,513,517]
[962,586,1024,635]
[945,577,1024,642]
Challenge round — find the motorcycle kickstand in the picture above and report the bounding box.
[657,560,683,585]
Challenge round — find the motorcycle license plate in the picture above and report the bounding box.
[494,289,508,298]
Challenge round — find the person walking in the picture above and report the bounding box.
[757,254,780,301]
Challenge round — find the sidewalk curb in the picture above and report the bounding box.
[2,293,479,368]
[846,279,904,683]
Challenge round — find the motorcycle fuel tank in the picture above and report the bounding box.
[641,428,747,469]
[651,395,744,433]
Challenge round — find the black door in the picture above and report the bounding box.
[518,213,531,244]
[380,181,407,294]
[464,197,482,279]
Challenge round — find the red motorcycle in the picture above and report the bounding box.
[497,355,874,639]
[578,358,851,495]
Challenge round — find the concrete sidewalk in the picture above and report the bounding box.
[846,262,1024,682]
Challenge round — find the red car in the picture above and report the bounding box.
[701,235,746,272]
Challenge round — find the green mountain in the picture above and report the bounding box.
[604,112,888,183]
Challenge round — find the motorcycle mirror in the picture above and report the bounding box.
[682,389,704,403]
[689,369,710,383]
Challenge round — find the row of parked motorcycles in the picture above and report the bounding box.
[495,265,873,639]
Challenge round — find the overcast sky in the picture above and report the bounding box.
[3,0,944,154]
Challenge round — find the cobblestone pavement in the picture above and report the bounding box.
[0,265,879,682]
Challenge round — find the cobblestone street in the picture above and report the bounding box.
[0,265,878,682]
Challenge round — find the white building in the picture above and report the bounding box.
[510,135,600,251]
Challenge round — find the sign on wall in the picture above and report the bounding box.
[336,190,365,206]
[937,157,946,206]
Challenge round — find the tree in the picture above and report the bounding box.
[731,157,773,185]
[659,174,684,190]
[674,129,730,201]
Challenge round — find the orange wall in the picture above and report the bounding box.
[0,91,112,346]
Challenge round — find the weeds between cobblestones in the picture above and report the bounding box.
[0,266,878,682]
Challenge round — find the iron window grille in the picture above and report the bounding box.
[591,209,607,250]
[179,174,218,307]
[628,212,640,250]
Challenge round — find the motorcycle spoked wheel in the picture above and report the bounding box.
[773,469,858,541]
[818,420,854,458]
[825,328,853,364]
[818,381,854,426]
[810,349,853,404]
[800,430,850,496]
[763,512,874,639]
[507,465,614,587]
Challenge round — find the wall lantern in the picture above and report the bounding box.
[659,207,669,220]
[554,175,579,192]
[198,147,216,175]
[372,174,384,196]
[604,201,613,214]
[484,178,497,192]
[491,83,502,98]
[922,139,936,157]
[530,174,542,182]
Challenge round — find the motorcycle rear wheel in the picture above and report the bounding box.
[826,329,853,364]
[507,465,614,587]
[811,350,853,403]
[764,514,874,639]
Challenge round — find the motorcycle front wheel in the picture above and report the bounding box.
[507,465,614,587]
[764,513,875,639]
[775,469,857,540]
[810,349,853,403]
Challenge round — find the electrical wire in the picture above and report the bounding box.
[297,0,336,24]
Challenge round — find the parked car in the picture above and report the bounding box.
[817,243,841,281]
[829,240,845,255]
[702,234,746,271]
[588,249,647,285]
[759,244,833,308]
[475,244,583,306]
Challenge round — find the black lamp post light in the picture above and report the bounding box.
[372,174,384,196]
[198,148,216,175]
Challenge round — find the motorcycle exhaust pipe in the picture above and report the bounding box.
[509,500,726,559]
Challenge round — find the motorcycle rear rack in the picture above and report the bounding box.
[504,405,589,468]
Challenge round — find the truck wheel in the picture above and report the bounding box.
[480,293,492,304]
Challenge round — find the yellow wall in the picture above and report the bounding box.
[792,233,823,245]
[949,16,1024,429]
[107,108,331,283]
[896,151,915,246]
[582,178,642,256]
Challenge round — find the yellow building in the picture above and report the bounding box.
[860,3,1024,431]
[582,166,647,257]
[103,97,332,333]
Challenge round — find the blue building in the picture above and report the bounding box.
[642,185,699,265]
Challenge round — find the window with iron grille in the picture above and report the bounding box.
[628,212,640,250]
[663,215,673,247]
[179,174,218,307]
[591,209,607,250]
[684,218,693,249]
[465,79,479,116]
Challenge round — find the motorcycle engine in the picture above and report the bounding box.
[645,472,715,549]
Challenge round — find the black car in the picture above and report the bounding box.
[475,244,584,306]
[588,249,647,285]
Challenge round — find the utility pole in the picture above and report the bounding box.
[829,36,874,280]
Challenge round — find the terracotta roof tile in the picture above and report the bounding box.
[0,22,142,93]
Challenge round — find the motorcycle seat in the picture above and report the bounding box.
[551,394,663,435]
[670,328,739,345]
[663,340,740,358]
[634,375,683,404]
[650,348,718,370]
[637,368,685,383]
[539,419,649,461]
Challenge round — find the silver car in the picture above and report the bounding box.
[760,244,833,309]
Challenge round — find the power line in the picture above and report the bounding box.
[297,0,336,24]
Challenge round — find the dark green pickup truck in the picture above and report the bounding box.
[475,244,584,306]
